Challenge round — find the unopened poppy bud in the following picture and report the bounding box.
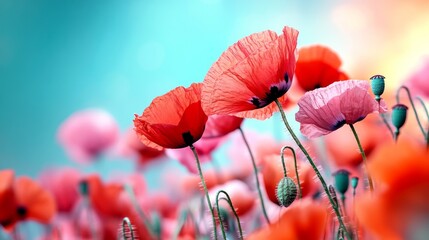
[276,177,297,207]
[351,177,359,189]
[392,104,408,131]
[370,75,385,101]
[333,170,350,195]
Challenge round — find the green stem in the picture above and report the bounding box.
[415,96,429,148]
[190,145,218,240]
[396,86,427,139]
[274,99,351,240]
[280,146,302,199]
[349,124,374,192]
[216,190,244,240]
[238,127,270,224]
[124,184,157,239]
[122,217,135,240]
[379,112,394,139]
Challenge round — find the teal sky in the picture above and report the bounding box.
[0,0,340,177]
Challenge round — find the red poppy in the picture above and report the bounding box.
[356,139,429,239]
[134,83,208,150]
[202,26,299,120]
[295,45,349,91]
[0,170,17,228]
[247,199,328,240]
[0,175,57,230]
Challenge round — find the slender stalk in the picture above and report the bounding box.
[238,127,270,224]
[380,113,394,139]
[190,145,218,240]
[349,124,374,192]
[274,99,351,240]
[396,86,427,139]
[124,184,157,239]
[415,96,429,148]
[216,190,244,240]
[280,146,302,199]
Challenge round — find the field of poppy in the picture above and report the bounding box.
[1,1,429,240]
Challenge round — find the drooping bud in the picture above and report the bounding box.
[370,75,385,101]
[392,104,408,139]
[333,170,350,195]
[351,177,359,190]
[276,177,297,207]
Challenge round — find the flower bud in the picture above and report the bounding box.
[276,177,297,207]
[392,104,408,130]
[370,75,385,101]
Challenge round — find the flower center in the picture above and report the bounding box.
[249,73,291,108]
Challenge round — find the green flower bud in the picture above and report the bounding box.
[78,180,90,196]
[351,177,359,189]
[392,104,408,130]
[370,75,385,101]
[333,170,350,195]
[276,177,297,207]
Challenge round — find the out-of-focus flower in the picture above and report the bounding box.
[166,136,223,174]
[57,109,119,163]
[202,115,243,138]
[356,139,429,240]
[0,170,17,228]
[296,80,386,138]
[404,58,429,98]
[134,83,208,150]
[247,199,328,240]
[210,180,255,216]
[39,168,81,213]
[325,114,390,167]
[116,128,164,166]
[0,170,56,230]
[262,153,318,205]
[202,26,298,120]
[295,45,348,91]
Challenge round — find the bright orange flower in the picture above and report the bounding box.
[356,139,429,240]
[202,26,298,120]
[295,45,348,91]
[134,83,208,150]
[247,199,328,240]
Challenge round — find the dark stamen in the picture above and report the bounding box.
[17,206,27,217]
[182,131,194,146]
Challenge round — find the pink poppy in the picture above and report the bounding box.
[116,128,164,166]
[57,109,119,163]
[166,136,223,174]
[39,168,81,213]
[134,83,208,150]
[202,115,243,138]
[404,58,429,98]
[295,80,386,138]
[202,26,298,120]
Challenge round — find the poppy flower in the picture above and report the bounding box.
[1,176,56,229]
[57,109,119,163]
[356,139,429,239]
[133,83,208,150]
[247,199,328,240]
[202,26,299,120]
[295,80,386,138]
[116,128,164,166]
[0,170,17,228]
[39,168,81,213]
[166,136,223,174]
[202,115,243,138]
[404,58,429,98]
[294,45,349,92]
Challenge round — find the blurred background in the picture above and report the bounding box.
[1,0,429,177]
